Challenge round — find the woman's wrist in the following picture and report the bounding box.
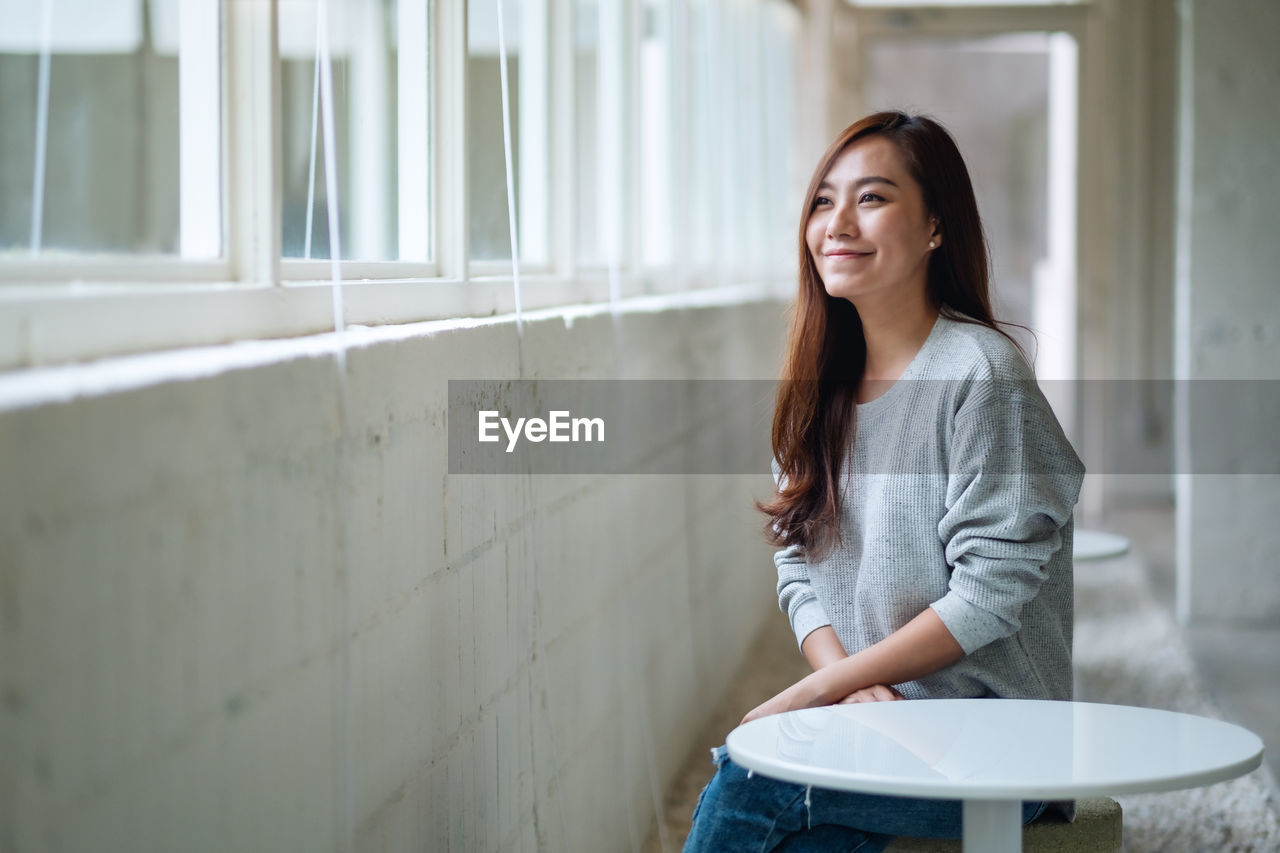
[813,653,881,705]
[805,668,849,707]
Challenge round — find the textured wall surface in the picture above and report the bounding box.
[0,298,788,852]
[1175,0,1280,625]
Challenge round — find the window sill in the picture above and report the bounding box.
[0,278,790,410]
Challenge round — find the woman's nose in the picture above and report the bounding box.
[828,201,858,237]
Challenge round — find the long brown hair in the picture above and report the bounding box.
[761,111,1010,555]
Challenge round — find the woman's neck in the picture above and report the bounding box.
[857,294,939,383]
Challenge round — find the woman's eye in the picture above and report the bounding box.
[859,192,885,204]
[812,196,832,209]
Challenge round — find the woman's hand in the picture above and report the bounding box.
[740,679,906,726]
[740,608,962,726]
[838,684,904,703]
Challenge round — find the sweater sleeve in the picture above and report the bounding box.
[770,458,832,649]
[776,542,831,650]
[929,378,1085,655]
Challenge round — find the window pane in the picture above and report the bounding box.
[468,0,548,264]
[574,0,601,266]
[764,1,799,277]
[685,0,714,269]
[638,0,670,267]
[280,0,427,262]
[725,4,761,278]
[0,0,220,258]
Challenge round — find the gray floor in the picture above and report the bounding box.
[1189,625,1280,795]
[1099,503,1280,799]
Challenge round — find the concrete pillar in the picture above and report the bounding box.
[1174,0,1280,625]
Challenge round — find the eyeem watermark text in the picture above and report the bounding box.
[478,410,605,453]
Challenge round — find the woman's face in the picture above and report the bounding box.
[805,135,938,306]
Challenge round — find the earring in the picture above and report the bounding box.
[928,241,937,249]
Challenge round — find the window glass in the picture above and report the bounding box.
[0,0,219,258]
[468,0,548,264]
[724,4,759,277]
[573,0,601,266]
[281,0,423,262]
[684,0,714,269]
[763,1,799,276]
[638,0,671,267]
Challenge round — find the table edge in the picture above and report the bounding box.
[724,700,1265,800]
[723,744,1262,800]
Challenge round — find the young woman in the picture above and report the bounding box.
[683,112,1085,851]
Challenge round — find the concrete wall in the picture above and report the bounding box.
[0,297,787,852]
[1174,0,1280,624]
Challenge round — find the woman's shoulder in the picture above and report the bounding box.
[926,316,1075,443]
[926,313,1034,383]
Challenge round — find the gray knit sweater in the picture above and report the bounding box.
[776,314,1085,701]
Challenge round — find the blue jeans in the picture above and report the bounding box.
[683,749,1047,853]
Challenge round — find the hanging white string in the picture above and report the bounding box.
[495,0,524,336]
[317,0,347,361]
[30,0,54,252]
[315,4,353,853]
[495,5,572,847]
[303,34,321,260]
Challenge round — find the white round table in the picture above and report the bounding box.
[1072,529,1131,560]
[726,699,1263,853]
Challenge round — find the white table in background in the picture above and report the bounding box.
[726,699,1262,853]
[1072,529,1131,560]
